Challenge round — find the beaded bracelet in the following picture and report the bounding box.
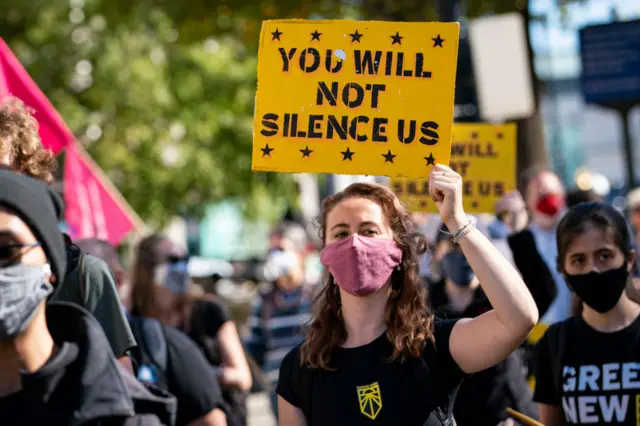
[452,221,475,244]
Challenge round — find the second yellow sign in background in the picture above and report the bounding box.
[391,123,517,214]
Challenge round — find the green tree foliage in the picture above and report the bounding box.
[0,0,585,226]
[0,0,303,226]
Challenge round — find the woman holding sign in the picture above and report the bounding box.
[276,164,539,426]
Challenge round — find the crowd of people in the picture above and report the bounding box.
[2,93,640,426]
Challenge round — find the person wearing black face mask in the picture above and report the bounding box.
[533,202,640,426]
[428,222,538,426]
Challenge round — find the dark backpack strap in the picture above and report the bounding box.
[130,317,169,373]
[128,317,170,391]
[141,318,169,372]
[443,381,462,426]
[423,380,462,426]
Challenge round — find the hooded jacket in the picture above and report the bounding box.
[0,302,174,425]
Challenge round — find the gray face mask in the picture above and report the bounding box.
[0,263,53,341]
[154,261,190,295]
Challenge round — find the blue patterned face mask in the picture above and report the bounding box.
[0,263,53,340]
[155,261,190,295]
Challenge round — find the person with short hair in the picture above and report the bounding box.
[0,95,137,369]
[565,189,602,208]
[246,226,313,419]
[626,188,640,235]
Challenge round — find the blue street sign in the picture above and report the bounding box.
[579,20,640,106]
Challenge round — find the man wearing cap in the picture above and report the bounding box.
[0,170,166,424]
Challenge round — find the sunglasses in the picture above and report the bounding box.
[165,254,189,264]
[0,242,42,263]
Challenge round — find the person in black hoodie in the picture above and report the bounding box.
[429,222,539,426]
[0,169,171,425]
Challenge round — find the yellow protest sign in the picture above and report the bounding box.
[391,123,517,213]
[252,19,460,177]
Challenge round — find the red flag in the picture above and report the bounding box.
[0,38,73,153]
[64,144,146,245]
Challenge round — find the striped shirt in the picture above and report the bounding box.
[244,288,312,386]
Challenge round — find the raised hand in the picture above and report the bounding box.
[428,164,467,233]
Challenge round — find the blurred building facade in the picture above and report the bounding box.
[531,0,640,190]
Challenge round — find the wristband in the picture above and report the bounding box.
[452,221,475,244]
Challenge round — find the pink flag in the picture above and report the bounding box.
[0,38,73,154]
[0,38,144,244]
[64,144,146,245]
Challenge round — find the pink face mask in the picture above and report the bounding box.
[320,234,403,297]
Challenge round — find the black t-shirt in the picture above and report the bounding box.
[187,298,232,361]
[186,298,247,426]
[533,313,640,425]
[164,326,224,425]
[277,319,467,426]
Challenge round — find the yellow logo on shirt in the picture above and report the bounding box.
[635,394,640,426]
[357,382,383,420]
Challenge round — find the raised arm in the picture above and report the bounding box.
[429,164,539,374]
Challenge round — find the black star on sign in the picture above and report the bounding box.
[496,132,504,139]
[300,146,313,158]
[390,31,403,45]
[382,149,396,163]
[261,143,274,157]
[432,34,444,47]
[311,30,322,41]
[471,201,479,208]
[349,30,363,43]
[424,153,436,166]
[419,200,428,208]
[341,147,355,161]
[471,132,479,139]
[271,28,283,41]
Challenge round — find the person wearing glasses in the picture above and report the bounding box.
[0,96,137,371]
[0,170,167,425]
[76,238,228,426]
[130,234,252,426]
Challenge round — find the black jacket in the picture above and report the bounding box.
[0,302,172,425]
[507,229,558,318]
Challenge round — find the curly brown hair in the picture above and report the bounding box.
[300,183,435,370]
[0,96,56,184]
